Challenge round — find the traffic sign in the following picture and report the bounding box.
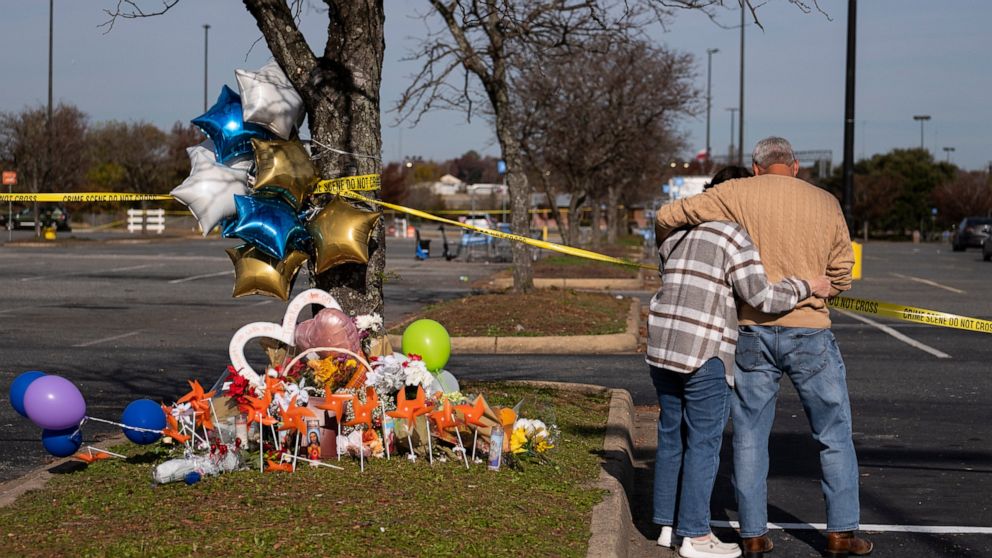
[1,171,15,185]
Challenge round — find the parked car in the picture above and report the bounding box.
[0,206,71,231]
[951,217,992,251]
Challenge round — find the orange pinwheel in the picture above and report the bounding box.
[279,396,316,434]
[265,375,286,398]
[455,395,488,427]
[161,405,192,443]
[74,451,111,464]
[387,389,419,428]
[244,392,277,426]
[265,459,294,473]
[428,400,459,432]
[316,392,354,421]
[345,387,378,428]
[177,379,216,404]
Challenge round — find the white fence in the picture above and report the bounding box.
[127,209,165,234]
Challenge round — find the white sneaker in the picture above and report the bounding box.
[658,526,674,547]
[678,535,742,558]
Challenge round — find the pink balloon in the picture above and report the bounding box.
[295,308,362,357]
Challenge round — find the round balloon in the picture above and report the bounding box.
[23,375,86,431]
[401,319,451,372]
[41,427,83,458]
[295,308,362,357]
[121,399,166,445]
[9,370,46,417]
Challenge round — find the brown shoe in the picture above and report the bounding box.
[741,534,774,558]
[825,531,874,557]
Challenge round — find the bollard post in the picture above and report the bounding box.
[851,241,862,280]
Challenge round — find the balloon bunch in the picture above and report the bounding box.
[8,371,167,460]
[170,60,381,300]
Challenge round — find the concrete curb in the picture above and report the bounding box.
[494,381,635,558]
[389,298,641,354]
[489,272,644,291]
[0,433,129,508]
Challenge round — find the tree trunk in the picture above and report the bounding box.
[567,191,584,247]
[492,97,533,292]
[606,185,619,245]
[590,200,602,249]
[245,0,385,317]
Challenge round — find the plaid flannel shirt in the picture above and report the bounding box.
[646,221,812,385]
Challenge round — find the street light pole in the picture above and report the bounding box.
[42,0,53,238]
[942,146,955,163]
[727,107,738,164]
[705,48,719,168]
[913,114,931,151]
[203,24,211,112]
[737,1,745,167]
[842,0,857,233]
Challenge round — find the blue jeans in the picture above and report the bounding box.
[651,358,730,537]
[732,326,861,537]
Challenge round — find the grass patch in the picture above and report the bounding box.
[0,383,608,558]
[393,289,631,337]
[533,254,640,279]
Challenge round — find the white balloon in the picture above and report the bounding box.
[186,142,254,171]
[236,60,305,140]
[171,149,250,236]
[428,370,460,394]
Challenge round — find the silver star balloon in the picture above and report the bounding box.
[236,60,305,140]
[171,148,250,236]
[186,140,253,171]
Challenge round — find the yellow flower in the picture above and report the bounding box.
[535,439,554,453]
[308,358,339,386]
[510,427,528,454]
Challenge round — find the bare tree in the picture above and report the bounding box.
[398,1,660,290]
[513,39,696,247]
[0,104,88,235]
[932,170,992,226]
[103,1,386,317]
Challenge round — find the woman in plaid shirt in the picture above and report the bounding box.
[648,169,830,558]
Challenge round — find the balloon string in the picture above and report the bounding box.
[306,139,380,162]
[84,416,164,434]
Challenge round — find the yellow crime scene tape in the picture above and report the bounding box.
[340,190,655,270]
[830,296,992,334]
[6,183,989,335]
[0,192,174,203]
[313,174,381,195]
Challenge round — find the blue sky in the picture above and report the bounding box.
[1,1,989,170]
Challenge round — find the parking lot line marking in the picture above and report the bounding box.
[836,309,951,359]
[891,272,966,294]
[711,520,992,535]
[168,270,234,284]
[248,300,274,307]
[18,262,162,282]
[72,331,141,348]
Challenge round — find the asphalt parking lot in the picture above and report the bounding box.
[0,233,989,557]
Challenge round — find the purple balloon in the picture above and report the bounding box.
[23,375,86,430]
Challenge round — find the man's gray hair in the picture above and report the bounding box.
[752,137,795,168]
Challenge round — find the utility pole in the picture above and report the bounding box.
[727,108,738,165]
[41,0,54,237]
[913,115,931,151]
[737,1,745,167]
[705,48,719,168]
[203,24,211,112]
[842,0,856,233]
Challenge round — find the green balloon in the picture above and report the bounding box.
[402,319,451,372]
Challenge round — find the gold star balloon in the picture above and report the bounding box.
[225,244,308,300]
[250,138,317,209]
[306,197,381,274]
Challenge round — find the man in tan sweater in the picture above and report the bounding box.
[655,137,873,558]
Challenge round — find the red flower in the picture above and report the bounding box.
[226,366,253,409]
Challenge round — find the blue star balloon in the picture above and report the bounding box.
[229,195,308,260]
[192,85,272,164]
